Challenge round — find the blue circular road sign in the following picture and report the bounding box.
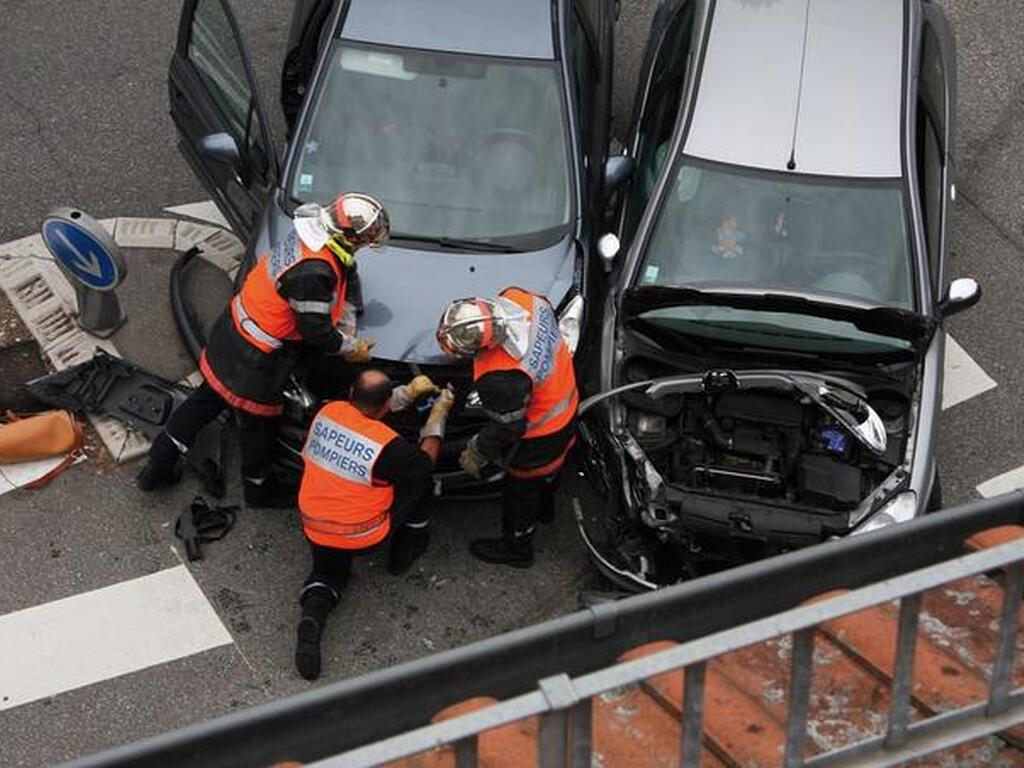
[41,209,125,292]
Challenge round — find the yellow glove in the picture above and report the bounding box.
[409,375,441,400]
[458,436,487,478]
[420,386,455,439]
[341,337,375,363]
[392,375,442,411]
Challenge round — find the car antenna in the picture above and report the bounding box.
[787,0,812,173]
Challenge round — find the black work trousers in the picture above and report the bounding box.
[502,470,561,541]
[150,382,277,480]
[304,495,430,596]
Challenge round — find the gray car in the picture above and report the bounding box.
[167,0,618,485]
[577,0,981,589]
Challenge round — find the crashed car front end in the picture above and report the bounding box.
[577,361,923,591]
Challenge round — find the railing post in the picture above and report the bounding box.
[680,662,707,768]
[988,561,1024,716]
[783,628,816,768]
[885,592,922,748]
[454,735,478,768]
[538,674,591,768]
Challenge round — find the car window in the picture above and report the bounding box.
[289,42,572,248]
[623,3,695,240]
[637,157,914,310]
[917,23,947,295]
[187,0,269,177]
[917,109,943,294]
[919,24,947,145]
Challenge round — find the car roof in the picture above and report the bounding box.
[340,0,556,60]
[683,0,905,178]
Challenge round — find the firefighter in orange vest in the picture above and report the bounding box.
[294,369,454,680]
[436,287,578,568]
[136,193,389,507]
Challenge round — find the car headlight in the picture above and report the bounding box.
[852,491,918,535]
[558,294,584,355]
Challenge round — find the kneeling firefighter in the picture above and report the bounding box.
[437,287,578,568]
[295,369,454,680]
[137,193,389,507]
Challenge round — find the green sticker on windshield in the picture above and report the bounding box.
[299,173,314,191]
[643,265,660,284]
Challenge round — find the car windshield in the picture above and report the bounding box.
[288,41,572,248]
[633,158,915,351]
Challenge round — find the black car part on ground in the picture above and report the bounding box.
[175,496,237,561]
[66,491,1024,768]
[25,350,225,496]
[576,368,914,588]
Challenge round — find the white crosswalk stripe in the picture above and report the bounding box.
[942,334,997,410]
[977,466,1024,499]
[0,566,232,711]
[163,200,231,230]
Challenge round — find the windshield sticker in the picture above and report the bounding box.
[643,265,660,284]
[299,173,314,192]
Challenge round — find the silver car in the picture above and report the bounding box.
[578,0,981,589]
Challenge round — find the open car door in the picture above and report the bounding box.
[168,0,278,239]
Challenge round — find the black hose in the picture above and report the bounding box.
[700,410,732,450]
[170,247,205,364]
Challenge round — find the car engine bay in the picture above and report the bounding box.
[577,356,918,588]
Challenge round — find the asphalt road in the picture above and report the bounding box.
[0,1,1022,765]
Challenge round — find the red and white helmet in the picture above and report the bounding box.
[294,192,390,262]
[436,298,507,358]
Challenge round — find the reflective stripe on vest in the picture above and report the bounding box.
[232,229,347,353]
[299,402,397,550]
[231,295,283,352]
[473,288,578,440]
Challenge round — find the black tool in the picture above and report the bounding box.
[175,496,237,561]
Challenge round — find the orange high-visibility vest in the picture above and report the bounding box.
[230,230,347,354]
[299,401,398,550]
[473,287,578,441]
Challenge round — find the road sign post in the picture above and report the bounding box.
[41,207,127,338]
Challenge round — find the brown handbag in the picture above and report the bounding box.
[0,410,85,463]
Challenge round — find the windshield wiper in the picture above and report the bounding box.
[392,234,522,253]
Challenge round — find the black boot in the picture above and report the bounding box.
[469,535,534,569]
[295,584,338,681]
[136,458,182,491]
[243,476,297,509]
[387,526,431,576]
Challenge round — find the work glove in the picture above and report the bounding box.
[420,386,455,440]
[391,375,442,412]
[339,336,376,363]
[458,435,488,478]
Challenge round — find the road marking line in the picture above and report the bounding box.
[0,566,232,711]
[942,335,996,410]
[977,466,1024,499]
[164,201,231,230]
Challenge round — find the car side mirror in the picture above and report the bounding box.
[597,233,621,272]
[198,132,241,166]
[603,156,635,199]
[938,277,981,317]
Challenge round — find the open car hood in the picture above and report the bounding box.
[621,285,936,349]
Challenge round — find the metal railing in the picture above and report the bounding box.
[71,490,1024,768]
